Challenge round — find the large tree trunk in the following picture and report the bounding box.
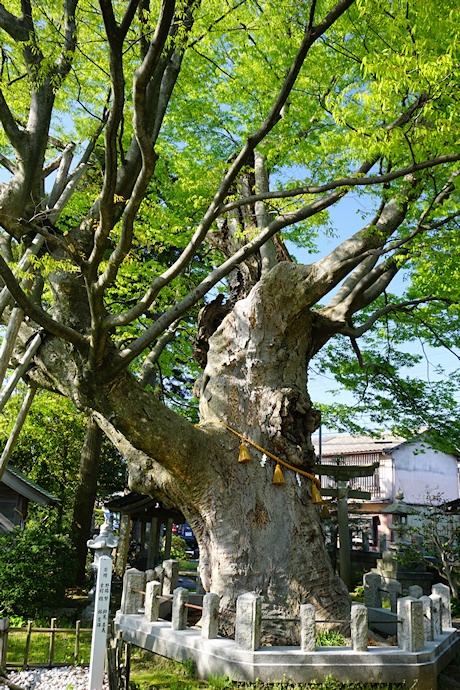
[71,414,103,586]
[34,261,349,642]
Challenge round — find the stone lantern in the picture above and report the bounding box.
[87,513,119,572]
[381,489,417,548]
[82,513,119,622]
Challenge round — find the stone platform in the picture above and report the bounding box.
[115,612,459,689]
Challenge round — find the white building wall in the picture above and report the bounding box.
[391,440,459,504]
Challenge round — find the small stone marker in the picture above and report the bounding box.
[144,580,162,622]
[430,593,442,635]
[235,592,261,651]
[172,587,189,630]
[432,583,452,630]
[386,579,402,613]
[300,604,316,652]
[419,595,434,642]
[397,597,424,652]
[351,603,368,651]
[201,593,220,639]
[363,572,382,608]
[88,555,112,690]
[408,585,423,599]
[153,565,165,589]
[120,568,145,615]
[163,560,179,595]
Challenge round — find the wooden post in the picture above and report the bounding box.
[0,618,9,669]
[48,618,56,667]
[74,620,81,665]
[337,480,352,590]
[121,515,132,575]
[23,621,32,670]
[163,517,174,560]
[147,517,159,569]
[88,555,113,690]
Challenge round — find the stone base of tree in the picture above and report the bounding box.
[114,611,459,690]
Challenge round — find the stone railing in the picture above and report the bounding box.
[115,568,459,689]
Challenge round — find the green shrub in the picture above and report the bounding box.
[170,535,188,561]
[0,520,77,617]
[316,630,347,647]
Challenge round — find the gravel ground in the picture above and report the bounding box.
[0,666,110,689]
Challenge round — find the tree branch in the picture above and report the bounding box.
[340,297,447,339]
[0,254,88,349]
[101,0,357,335]
[217,153,460,215]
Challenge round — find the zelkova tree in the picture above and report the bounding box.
[0,0,460,638]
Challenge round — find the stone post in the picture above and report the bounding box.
[432,583,452,630]
[363,572,382,608]
[172,587,189,630]
[153,565,165,589]
[408,585,423,599]
[300,604,316,652]
[429,593,442,635]
[351,604,368,651]
[419,595,434,642]
[201,593,220,639]
[0,618,9,669]
[397,597,425,652]
[163,560,179,595]
[386,579,402,613]
[235,593,262,651]
[120,568,145,615]
[144,580,162,622]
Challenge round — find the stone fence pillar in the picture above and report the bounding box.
[429,593,442,635]
[408,585,423,599]
[201,593,220,639]
[364,572,382,608]
[351,604,368,651]
[419,595,434,642]
[432,583,452,630]
[144,580,162,622]
[235,593,261,651]
[397,597,425,652]
[120,568,145,614]
[386,579,402,613]
[163,560,179,595]
[172,587,189,630]
[300,604,316,652]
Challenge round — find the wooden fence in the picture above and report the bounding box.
[0,617,92,670]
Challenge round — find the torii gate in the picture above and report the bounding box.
[313,461,379,589]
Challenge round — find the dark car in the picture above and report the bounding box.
[173,521,198,556]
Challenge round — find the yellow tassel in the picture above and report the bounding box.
[320,504,331,520]
[238,441,251,463]
[312,483,322,504]
[273,463,285,485]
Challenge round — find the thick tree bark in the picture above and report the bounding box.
[71,414,103,586]
[26,260,349,642]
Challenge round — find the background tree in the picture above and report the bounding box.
[0,0,460,639]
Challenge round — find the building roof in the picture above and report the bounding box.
[1,466,60,506]
[314,433,407,457]
[104,492,185,523]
